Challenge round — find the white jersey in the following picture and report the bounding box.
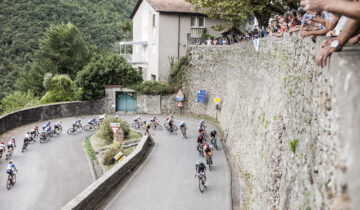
[0,144,5,150]
[6,163,14,170]
[25,134,31,139]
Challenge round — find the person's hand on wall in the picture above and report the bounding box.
[315,45,336,67]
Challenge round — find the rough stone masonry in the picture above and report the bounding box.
[179,33,360,209]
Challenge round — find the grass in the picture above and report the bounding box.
[128,130,142,140]
[290,138,299,153]
[84,138,96,161]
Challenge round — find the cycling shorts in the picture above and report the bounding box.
[7,144,13,149]
[6,169,13,175]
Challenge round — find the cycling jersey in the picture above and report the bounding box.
[89,118,95,124]
[0,144,5,151]
[45,126,51,132]
[204,146,212,154]
[197,136,204,144]
[7,143,13,149]
[210,131,217,137]
[196,163,206,173]
[6,163,15,174]
[179,123,186,127]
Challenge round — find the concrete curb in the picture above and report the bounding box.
[62,134,152,210]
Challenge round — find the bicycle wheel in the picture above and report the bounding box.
[199,177,205,193]
[55,127,62,135]
[12,174,16,185]
[173,125,178,131]
[67,128,75,135]
[7,179,11,190]
[77,126,83,132]
[83,125,90,131]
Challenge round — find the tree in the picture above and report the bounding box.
[0,91,39,114]
[75,55,143,100]
[185,0,299,27]
[39,74,75,104]
[35,22,91,79]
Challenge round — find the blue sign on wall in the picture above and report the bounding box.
[197,90,206,103]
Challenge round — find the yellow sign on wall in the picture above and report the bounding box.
[214,97,221,104]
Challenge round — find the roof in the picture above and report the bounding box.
[130,0,201,18]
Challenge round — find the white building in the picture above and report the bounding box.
[120,0,222,81]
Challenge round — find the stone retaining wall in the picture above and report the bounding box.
[0,100,105,135]
[62,134,152,210]
[177,33,360,209]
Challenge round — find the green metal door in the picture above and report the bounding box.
[116,92,137,112]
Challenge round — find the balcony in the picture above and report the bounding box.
[119,41,148,65]
[190,27,205,38]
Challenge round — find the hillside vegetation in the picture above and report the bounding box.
[0,0,136,103]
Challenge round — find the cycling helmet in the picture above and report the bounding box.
[198,126,202,131]
[206,143,209,147]
[9,160,12,163]
[196,160,201,165]
[200,119,204,123]
[78,119,81,122]
[143,120,146,123]
[27,131,30,134]
[1,141,4,144]
[180,121,184,124]
[137,115,140,118]
[212,129,216,132]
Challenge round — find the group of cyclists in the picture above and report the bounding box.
[1,115,106,189]
[134,114,218,190]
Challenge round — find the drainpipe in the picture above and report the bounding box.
[178,15,180,59]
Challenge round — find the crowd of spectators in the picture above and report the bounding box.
[195,0,360,68]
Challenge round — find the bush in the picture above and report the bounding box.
[98,116,130,145]
[75,55,143,100]
[0,91,39,114]
[289,138,298,153]
[102,143,120,165]
[169,56,189,90]
[134,81,174,95]
[39,74,75,104]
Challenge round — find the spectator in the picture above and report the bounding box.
[301,0,360,20]
[206,37,212,45]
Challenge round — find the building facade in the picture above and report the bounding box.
[120,0,222,81]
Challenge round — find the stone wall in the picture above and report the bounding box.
[0,100,105,135]
[179,33,360,209]
[62,134,152,210]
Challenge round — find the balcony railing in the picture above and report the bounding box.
[190,27,205,38]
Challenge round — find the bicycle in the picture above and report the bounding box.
[54,122,63,134]
[167,125,177,135]
[5,149,13,160]
[197,143,204,157]
[180,127,187,139]
[84,122,99,131]
[150,121,163,130]
[206,152,213,171]
[39,132,51,143]
[21,141,29,153]
[67,124,83,135]
[6,171,17,190]
[197,171,206,193]
[210,137,218,150]
[164,122,178,131]
[131,121,144,130]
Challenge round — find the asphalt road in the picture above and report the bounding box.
[101,115,231,210]
[0,116,96,210]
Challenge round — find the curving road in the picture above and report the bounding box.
[0,116,96,210]
[100,115,231,210]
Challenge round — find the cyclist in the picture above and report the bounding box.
[199,120,206,131]
[197,135,205,149]
[24,132,31,146]
[43,121,51,130]
[72,119,81,130]
[99,114,106,122]
[210,129,217,139]
[133,115,142,128]
[179,121,187,137]
[10,137,16,147]
[166,114,174,122]
[31,126,39,137]
[150,116,159,128]
[167,118,174,132]
[88,118,96,128]
[0,141,5,158]
[195,160,207,184]
[6,161,18,184]
[7,139,15,153]
[203,143,213,164]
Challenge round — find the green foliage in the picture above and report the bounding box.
[0,91,39,114]
[134,81,174,95]
[185,0,299,27]
[84,138,96,161]
[290,138,299,153]
[75,55,143,100]
[0,0,136,102]
[98,116,131,145]
[103,144,120,165]
[39,74,75,104]
[169,56,189,90]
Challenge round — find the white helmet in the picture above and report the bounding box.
[196,160,201,165]
[181,121,184,124]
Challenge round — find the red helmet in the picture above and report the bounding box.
[206,143,209,147]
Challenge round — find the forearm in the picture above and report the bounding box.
[338,18,360,45]
[325,0,360,20]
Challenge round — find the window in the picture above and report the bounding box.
[191,16,196,27]
[199,17,205,27]
[152,14,156,27]
[151,74,156,81]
